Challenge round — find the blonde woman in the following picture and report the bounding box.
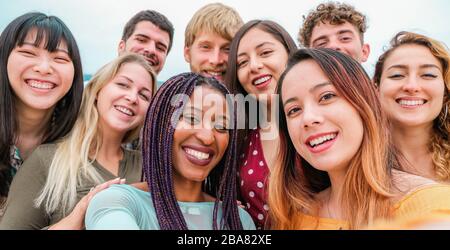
[374,31,450,182]
[0,53,156,229]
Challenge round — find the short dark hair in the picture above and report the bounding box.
[121,10,174,53]
[0,12,84,197]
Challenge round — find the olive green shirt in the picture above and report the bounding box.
[0,143,142,229]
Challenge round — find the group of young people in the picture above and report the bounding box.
[0,1,448,230]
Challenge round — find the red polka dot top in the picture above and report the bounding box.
[239,128,270,229]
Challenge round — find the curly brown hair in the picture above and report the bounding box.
[373,31,450,182]
[298,1,367,47]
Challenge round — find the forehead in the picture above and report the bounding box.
[384,44,442,69]
[282,59,330,96]
[187,85,227,111]
[20,27,69,50]
[115,62,152,86]
[192,31,230,45]
[238,27,283,52]
[311,20,360,39]
[131,21,170,42]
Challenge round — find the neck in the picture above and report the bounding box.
[93,127,125,175]
[16,100,54,140]
[391,122,435,179]
[173,176,207,202]
[324,169,347,219]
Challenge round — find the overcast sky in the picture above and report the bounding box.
[1,0,449,82]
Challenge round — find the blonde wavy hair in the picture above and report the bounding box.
[184,3,243,47]
[270,48,399,229]
[35,53,155,214]
[374,31,450,182]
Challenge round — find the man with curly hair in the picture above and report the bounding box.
[298,1,370,63]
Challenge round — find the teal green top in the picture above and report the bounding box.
[85,184,256,230]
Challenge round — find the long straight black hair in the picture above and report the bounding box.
[142,72,243,230]
[0,12,84,197]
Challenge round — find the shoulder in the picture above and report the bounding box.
[13,143,58,178]
[391,169,437,199]
[122,147,142,164]
[91,184,150,206]
[237,206,257,230]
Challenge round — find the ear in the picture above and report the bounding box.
[184,46,191,63]
[361,43,370,63]
[118,40,126,55]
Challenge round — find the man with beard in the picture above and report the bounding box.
[184,3,243,82]
[119,10,174,75]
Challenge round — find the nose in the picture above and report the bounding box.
[327,39,342,52]
[195,127,215,146]
[301,106,323,129]
[249,56,263,73]
[32,56,53,75]
[209,48,226,66]
[143,41,156,54]
[125,90,138,104]
[402,76,421,93]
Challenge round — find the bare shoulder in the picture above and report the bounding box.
[130,182,149,192]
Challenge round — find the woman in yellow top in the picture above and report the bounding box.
[373,32,449,182]
[269,48,450,230]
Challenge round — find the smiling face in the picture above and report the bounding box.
[96,62,153,137]
[7,29,74,111]
[237,27,289,100]
[378,44,445,129]
[281,59,364,173]
[172,85,230,184]
[310,21,370,63]
[184,31,230,82]
[118,21,170,74]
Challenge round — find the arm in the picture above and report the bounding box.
[0,148,49,229]
[85,185,141,230]
[48,178,126,230]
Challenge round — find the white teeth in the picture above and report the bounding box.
[309,133,337,147]
[115,106,133,116]
[27,80,54,89]
[185,148,210,160]
[398,99,425,106]
[254,76,271,85]
[206,71,222,76]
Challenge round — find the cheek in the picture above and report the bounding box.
[286,119,303,152]
[61,64,75,89]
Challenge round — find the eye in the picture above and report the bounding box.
[18,50,35,57]
[388,73,404,80]
[139,93,150,101]
[116,82,128,88]
[182,114,201,125]
[214,122,229,133]
[136,37,145,43]
[422,73,438,79]
[54,56,71,63]
[340,36,352,42]
[286,106,302,117]
[319,92,336,102]
[260,50,273,56]
[237,60,248,68]
[222,47,230,53]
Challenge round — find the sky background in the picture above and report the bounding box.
[1,0,449,83]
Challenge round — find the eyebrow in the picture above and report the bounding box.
[283,82,332,107]
[185,106,230,120]
[118,75,151,92]
[135,34,168,50]
[387,64,442,71]
[22,42,70,54]
[312,29,354,45]
[237,41,276,57]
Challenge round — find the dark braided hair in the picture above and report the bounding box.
[142,72,243,230]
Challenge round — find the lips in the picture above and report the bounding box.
[202,70,225,81]
[252,75,272,89]
[182,145,215,166]
[395,97,427,108]
[114,105,135,116]
[142,53,158,66]
[25,79,56,90]
[304,132,338,154]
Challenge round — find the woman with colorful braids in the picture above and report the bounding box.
[85,72,255,230]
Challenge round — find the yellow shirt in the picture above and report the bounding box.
[297,185,450,230]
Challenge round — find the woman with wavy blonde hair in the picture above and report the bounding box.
[269,48,450,230]
[374,31,450,182]
[0,53,156,229]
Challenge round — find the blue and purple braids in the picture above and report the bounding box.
[142,72,243,230]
